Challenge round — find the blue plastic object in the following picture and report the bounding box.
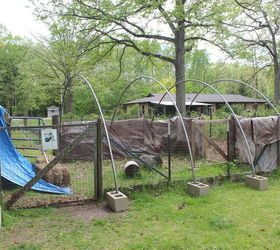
[0,106,70,194]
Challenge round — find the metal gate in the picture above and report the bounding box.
[1,121,102,210]
[9,117,47,162]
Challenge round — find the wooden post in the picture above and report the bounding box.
[52,115,59,156]
[195,125,228,161]
[94,119,103,201]
[201,118,207,158]
[228,116,236,162]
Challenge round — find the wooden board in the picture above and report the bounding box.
[194,119,230,124]
[195,125,228,161]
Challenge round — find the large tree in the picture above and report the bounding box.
[31,0,227,114]
[222,0,280,103]
[29,20,105,113]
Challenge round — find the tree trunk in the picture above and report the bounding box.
[175,20,186,115]
[275,67,280,105]
[65,78,73,113]
[271,33,279,104]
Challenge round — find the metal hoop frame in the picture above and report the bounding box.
[61,74,119,193]
[157,79,257,176]
[111,76,197,181]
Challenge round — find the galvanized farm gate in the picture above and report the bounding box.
[8,117,47,161]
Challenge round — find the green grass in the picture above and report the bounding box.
[1,172,280,249]
[3,156,250,209]
[102,156,250,190]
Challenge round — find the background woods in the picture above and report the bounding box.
[0,0,279,116]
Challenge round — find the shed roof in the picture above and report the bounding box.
[47,106,59,109]
[124,93,267,105]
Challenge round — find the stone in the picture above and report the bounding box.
[139,154,163,168]
[106,191,128,212]
[187,182,210,197]
[245,175,268,190]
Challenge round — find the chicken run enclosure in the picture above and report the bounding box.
[1,113,280,210]
[0,76,280,209]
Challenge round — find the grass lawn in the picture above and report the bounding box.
[3,156,249,209]
[1,172,280,249]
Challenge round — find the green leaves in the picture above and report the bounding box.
[0,29,28,113]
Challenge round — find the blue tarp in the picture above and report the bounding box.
[0,105,70,194]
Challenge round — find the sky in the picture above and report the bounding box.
[0,0,225,61]
[0,0,49,39]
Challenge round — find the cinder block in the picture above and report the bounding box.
[187,182,209,197]
[106,191,128,212]
[245,175,268,190]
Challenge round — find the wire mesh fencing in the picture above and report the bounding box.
[2,123,96,209]
[55,117,254,192]
[102,117,240,189]
[3,115,273,209]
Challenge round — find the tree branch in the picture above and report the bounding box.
[91,27,175,64]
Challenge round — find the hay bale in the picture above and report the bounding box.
[34,157,71,187]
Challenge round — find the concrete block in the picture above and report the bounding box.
[187,182,210,197]
[106,191,128,212]
[245,175,268,190]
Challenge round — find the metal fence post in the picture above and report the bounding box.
[168,120,171,181]
[52,115,59,156]
[94,119,103,200]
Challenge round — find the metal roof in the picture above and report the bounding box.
[124,93,267,105]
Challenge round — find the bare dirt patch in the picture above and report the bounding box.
[56,202,125,223]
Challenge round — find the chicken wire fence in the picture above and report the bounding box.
[59,117,252,191]
[2,122,96,209]
[2,116,279,209]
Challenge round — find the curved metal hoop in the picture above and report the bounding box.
[61,74,119,193]
[185,79,279,115]
[158,79,257,176]
[111,75,197,181]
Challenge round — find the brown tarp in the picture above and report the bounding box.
[59,121,95,161]
[235,115,280,171]
[59,117,202,161]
